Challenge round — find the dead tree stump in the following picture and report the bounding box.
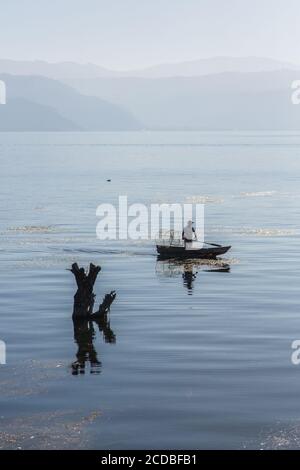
[70,263,116,319]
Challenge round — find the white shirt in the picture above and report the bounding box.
[183,224,195,240]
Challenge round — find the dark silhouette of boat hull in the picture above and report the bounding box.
[156,245,231,259]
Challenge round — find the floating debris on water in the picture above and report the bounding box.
[185,195,224,204]
[209,226,296,237]
[0,359,66,399]
[237,227,296,237]
[7,225,57,234]
[245,421,300,450]
[0,410,101,450]
[238,191,277,198]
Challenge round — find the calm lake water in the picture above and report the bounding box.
[0,131,300,449]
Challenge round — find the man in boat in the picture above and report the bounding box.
[182,220,197,248]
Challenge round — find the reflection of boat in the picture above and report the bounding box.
[156,258,230,294]
[156,258,230,276]
[156,244,231,259]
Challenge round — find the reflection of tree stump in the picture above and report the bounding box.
[70,263,116,319]
[72,320,101,375]
[71,313,116,375]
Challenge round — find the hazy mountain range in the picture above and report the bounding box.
[65,70,300,130]
[0,74,141,131]
[0,56,298,79]
[0,57,299,131]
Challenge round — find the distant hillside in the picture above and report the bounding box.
[65,70,300,130]
[0,57,298,80]
[0,60,118,79]
[0,97,80,131]
[0,74,142,131]
[121,56,300,78]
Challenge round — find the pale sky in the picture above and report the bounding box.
[1,0,299,69]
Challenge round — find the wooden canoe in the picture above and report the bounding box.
[156,244,231,259]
